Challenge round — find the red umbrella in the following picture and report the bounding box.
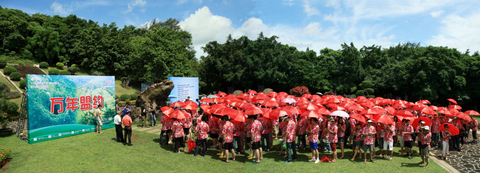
[449,105,462,110]
[269,109,288,120]
[302,93,312,98]
[299,102,318,111]
[456,113,473,122]
[440,123,459,136]
[169,110,188,119]
[218,92,227,97]
[281,106,301,115]
[170,101,186,108]
[161,106,174,116]
[182,102,198,110]
[371,107,387,114]
[213,107,236,117]
[326,97,341,104]
[384,106,395,115]
[309,95,322,101]
[209,104,227,113]
[317,108,331,115]
[464,110,480,116]
[300,110,320,118]
[360,109,380,115]
[263,99,279,108]
[187,140,196,153]
[412,117,432,129]
[232,110,246,123]
[244,106,263,115]
[247,90,257,95]
[373,114,394,125]
[420,107,438,116]
[261,108,272,119]
[447,98,458,105]
[349,113,366,124]
[200,98,214,103]
[437,107,452,116]
[348,104,365,112]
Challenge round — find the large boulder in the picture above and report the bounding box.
[263,88,274,94]
[136,79,174,109]
[233,90,243,96]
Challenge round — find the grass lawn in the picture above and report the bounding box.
[472,116,480,122]
[115,80,140,97]
[0,70,23,106]
[0,124,447,173]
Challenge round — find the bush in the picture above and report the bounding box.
[19,79,26,89]
[355,90,365,96]
[3,67,17,75]
[91,71,105,76]
[0,59,6,68]
[56,62,64,70]
[289,86,310,97]
[59,71,71,75]
[115,95,119,99]
[48,69,60,75]
[67,66,79,74]
[39,61,49,68]
[120,94,131,101]
[364,88,374,95]
[10,72,22,81]
[71,64,78,67]
[130,94,138,99]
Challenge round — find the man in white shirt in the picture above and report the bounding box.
[114,112,123,142]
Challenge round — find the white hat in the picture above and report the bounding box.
[420,121,425,124]
[367,119,373,123]
[424,126,430,130]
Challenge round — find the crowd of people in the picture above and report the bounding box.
[114,92,479,167]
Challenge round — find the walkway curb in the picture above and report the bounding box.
[429,152,460,173]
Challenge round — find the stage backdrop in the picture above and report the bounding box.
[167,77,199,103]
[26,75,115,144]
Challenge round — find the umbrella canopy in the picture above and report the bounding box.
[209,104,228,114]
[182,101,198,110]
[281,106,301,115]
[200,98,214,104]
[464,110,480,116]
[300,110,320,118]
[449,105,462,110]
[447,98,458,105]
[456,113,473,122]
[170,101,186,108]
[269,109,288,120]
[371,107,387,114]
[412,117,432,129]
[384,106,395,115]
[330,111,349,118]
[373,114,394,125]
[161,106,174,116]
[264,99,279,108]
[247,90,257,94]
[360,109,380,115]
[244,106,263,115]
[282,98,297,104]
[440,123,459,136]
[348,104,365,112]
[213,107,237,117]
[349,113,367,124]
[317,108,331,115]
[207,94,218,99]
[420,107,438,116]
[169,110,189,119]
[232,110,246,122]
[218,92,227,97]
[437,107,452,116]
[299,102,319,111]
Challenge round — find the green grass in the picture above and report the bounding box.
[115,80,140,97]
[0,70,23,106]
[0,124,447,173]
[472,116,480,122]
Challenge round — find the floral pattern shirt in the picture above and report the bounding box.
[222,121,234,143]
[441,131,451,142]
[362,125,376,145]
[195,121,209,140]
[384,124,395,142]
[251,120,262,142]
[298,118,308,135]
[338,123,346,138]
[209,116,219,134]
[161,115,171,131]
[309,124,320,143]
[419,132,432,147]
[403,124,414,141]
[431,119,441,133]
[328,122,338,143]
[172,121,184,138]
[286,120,297,143]
[354,128,364,142]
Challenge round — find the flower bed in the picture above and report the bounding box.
[0,147,12,168]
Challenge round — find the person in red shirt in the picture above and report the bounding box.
[297,116,308,150]
[246,118,255,159]
[362,119,377,163]
[222,116,236,163]
[470,118,478,144]
[402,119,415,159]
[326,117,338,162]
[159,114,171,145]
[172,118,185,153]
[431,116,441,148]
[441,124,451,160]
[250,115,263,164]
[284,116,297,163]
[337,117,346,159]
[307,118,320,163]
[209,115,219,148]
[383,122,395,161]
[418,126,431,168]
[194,115,209,157]
[122,111,133,146]
[351,123,364,162]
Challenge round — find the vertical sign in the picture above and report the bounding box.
[167,77,199,103]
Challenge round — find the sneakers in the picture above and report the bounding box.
[409,156,413,159]
[284,161,292,163]
[309,158,315,162]
[315,160,320,164]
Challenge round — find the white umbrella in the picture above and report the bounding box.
[282,98,296,104]
[207,94,218,99]
[329,111,349,118]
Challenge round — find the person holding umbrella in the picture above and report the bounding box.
[337,117,346,159]
[362,119,377,163]
[250,115,263,164]
[403,119,415,159]
[222,116,236,163]
[351,123,364,162]
[470,118,478,144]
[383,122,395,161]
[307,118,320,163]
[441,124,452,160]
[172,118,185,153]
[326,117,338,163]
[284,116,297,163]
[194,115,209,157]
[418,126,432,168]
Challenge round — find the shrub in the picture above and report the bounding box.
[120,94,131,101]
[0,59,6,68]
[91,71,105,76]
[364,88,374,96]
[56,62,64,70]
[39,61,49,68]
[59,71,71,75]
[355,90,365,96]
[115,95,119,99]
[10,72,22,81]
[48,69,60,75]
[19,79,26,89]
[3,67,17,75]
[130,94,138,99]
[71,64,78,67]
[67,66,79,74]
[289,86,310,97]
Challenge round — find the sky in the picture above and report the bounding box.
[3,0,480,58]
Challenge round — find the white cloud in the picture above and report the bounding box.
[50,2,73,16]
[125,0,147,13]
[282,0,295,6]
[427,12,480,54]
[177,0,203,5]
[303,0,321,16]
[430,10,444,17]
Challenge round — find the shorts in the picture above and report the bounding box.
[309,142,318,150]
[383,141,394,151]
[175,137,185,148]
[363,144,373,152]
[246,137,252,143]
[211,133,219,139]
[331,143,337,152]
[97,117,103,126]
[183,128,190,135]
[398,136,404,147]
[405,141,413,148]
[355,141,363,147]
[339,136,345,143]
[252,141,261,150]
[274,126,279,134]
[432,133,439,142]
[219,138,224,143]
[378,138,384,148]
[224,142,234,150]
[473,131,477,139]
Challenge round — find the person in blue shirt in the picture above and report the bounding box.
[121,103,132,117]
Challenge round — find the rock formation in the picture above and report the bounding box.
[136,79,174,109]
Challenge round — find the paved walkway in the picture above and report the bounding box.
[430,131,480,173]
[132,124,163,135]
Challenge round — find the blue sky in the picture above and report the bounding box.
[3,0,480,58]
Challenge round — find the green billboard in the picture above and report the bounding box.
[26,75,115,144]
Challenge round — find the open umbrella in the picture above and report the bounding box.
[349,113,367,124]
[244,106,263,115]
[170,101,186,108]
[373,114,394,125]
[300,110,320,118]
[449,105,462,110]
[317,108,331,115]
[437,107,452,116]
[187,140,196,153]
[412,117,432,129]
[261,108,272,119]
[213,107,236,117]
[209,104,228,113]
[281,106,301,115]
[200,98,214,104]
[282,98,297,104]
[384,106,395,115]
[299,102,318,111]
[207,94,218,99]
[161,106,174,116]
[182,101,198,110]
[247,90,257,95]
[348,104,365,112]
[440,123,459,136]
[456,113,473,122]
[464,110,480,116]
[269,109,288,120]
[169,110,188,119]
[330,111,349,118]
[232,110,246,122]
[360,109,380,115]
[218,92,227,97]
[447,98,458,105]
[420,107,438,116]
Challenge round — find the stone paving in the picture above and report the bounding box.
[430,132,480,173]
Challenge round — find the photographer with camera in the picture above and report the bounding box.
[418,126,432,168]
